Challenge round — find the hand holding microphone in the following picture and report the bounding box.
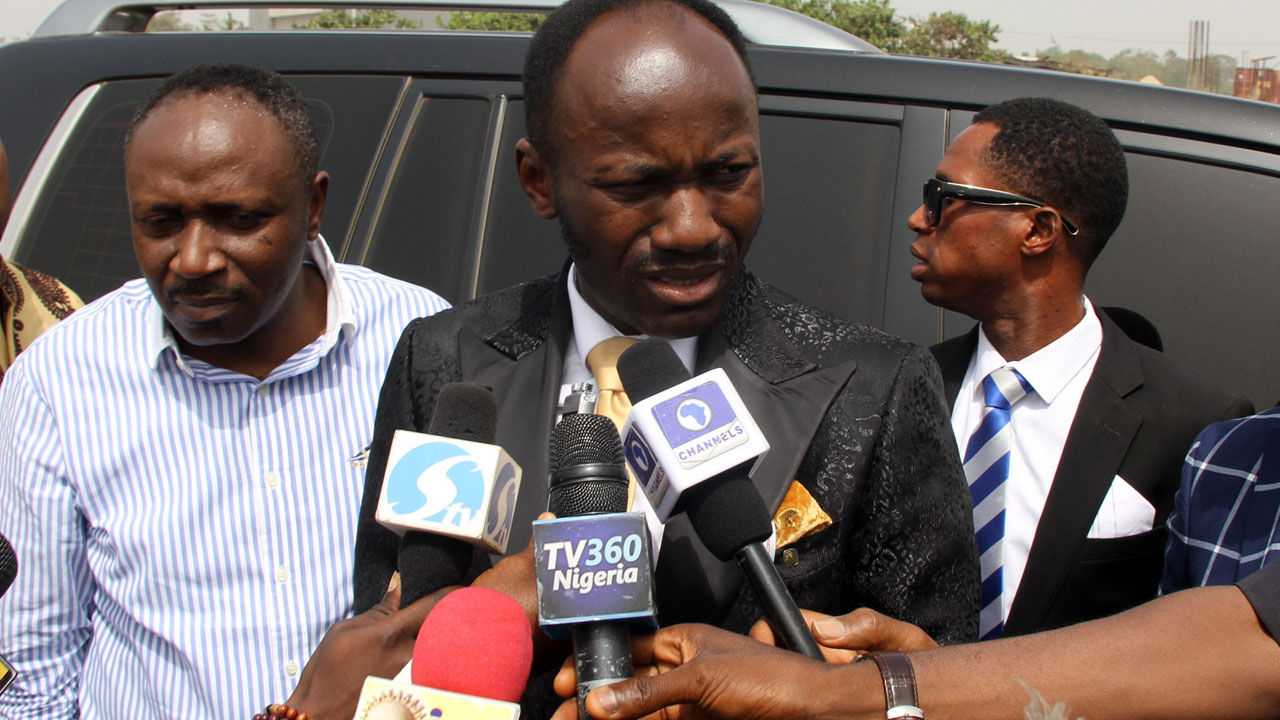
[352,585,533,720]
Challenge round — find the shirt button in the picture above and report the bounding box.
[275,566,290,583]
[781,548,800,567]
[257,385,269,397]
[285,660,299,676]
[265,472,280,488]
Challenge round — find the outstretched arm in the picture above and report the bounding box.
[560,580,1280,720]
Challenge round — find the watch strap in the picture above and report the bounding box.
[865,650,923,720]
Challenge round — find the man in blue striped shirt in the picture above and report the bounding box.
[0,64,449,718]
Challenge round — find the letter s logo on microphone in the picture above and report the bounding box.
[386,442,486,527]
[485,462,520,549]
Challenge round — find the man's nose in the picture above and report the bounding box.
[651,188,720,252]
[170,222,227,278]
[906,203,931,234]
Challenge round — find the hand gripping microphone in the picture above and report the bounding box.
[617,339,823,659]
[352,586,532,719]
[376,382,524,605]
[534,413,657,718]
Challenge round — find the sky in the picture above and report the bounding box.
[5,0,1280,65]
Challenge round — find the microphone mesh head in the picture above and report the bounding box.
[428,382,498,443]
[617,338,691,403]
[684,472,773,561]
[0,533,16,598]
[547,413,628,517]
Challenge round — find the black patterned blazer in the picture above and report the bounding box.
[354,268,980,643]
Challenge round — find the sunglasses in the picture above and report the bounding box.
[923,178,1079,235]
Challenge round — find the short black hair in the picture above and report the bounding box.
[973,97,1128,267]
[523,0,753,155]
[125,63,319,185]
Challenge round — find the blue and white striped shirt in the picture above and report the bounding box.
[1162,407,1280,593]
[0,240,448,719]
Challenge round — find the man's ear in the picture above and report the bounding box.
[1020,207,1061,257]
[307,171,330,241]
[515,138,558,219]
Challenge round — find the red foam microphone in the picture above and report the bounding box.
[352,586,533,720]
[413,586,533,703]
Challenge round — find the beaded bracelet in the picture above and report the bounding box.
[252,703,309,720]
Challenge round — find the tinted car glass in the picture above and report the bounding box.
[360,93,494,304]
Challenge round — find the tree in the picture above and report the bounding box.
[761,0,905,51]
[440,12,543,31]
[199,12,246,32]
[296,9,420,30]
[900,11,1007,62]
[756,0,1003,60]
[147,11,193,32]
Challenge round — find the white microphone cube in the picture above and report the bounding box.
[352,676,520,720]
[621,368,769,522]
[375,430,523,554]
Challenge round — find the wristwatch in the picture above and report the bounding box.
[863,651,924,720]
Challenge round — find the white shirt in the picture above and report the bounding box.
[559,264,698,551]
[951,297,1102,622]
[0,239,450,719]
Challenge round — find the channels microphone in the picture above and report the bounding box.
[0,533,17,696]
[616,338,823,659]
[377,382,524,605]
[534,413,657,718]
[352,586,532,719]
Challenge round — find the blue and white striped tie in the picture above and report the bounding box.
[963,366,1031,640]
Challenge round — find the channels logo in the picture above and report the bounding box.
[675,398,712,431]
[627,434,654,475]
[652,382,748,469]
[385,441,486,528]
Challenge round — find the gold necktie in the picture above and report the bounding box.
[586,336,640,507]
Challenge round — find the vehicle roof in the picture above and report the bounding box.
[33,0,882,53]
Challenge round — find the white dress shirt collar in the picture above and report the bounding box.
[564,263,698,378]
[972,296,1102,405]
[145,237,356,374]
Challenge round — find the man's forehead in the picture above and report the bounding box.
[132,90,276,150]
[562,5,752,102]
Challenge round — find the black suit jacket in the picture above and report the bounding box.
[932,313,1253,635]
[354,268,979,644]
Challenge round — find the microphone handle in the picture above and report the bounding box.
[735,542,824,660]
[572,621,633,718]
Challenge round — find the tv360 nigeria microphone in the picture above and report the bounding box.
[534,413,657,718]
[376,382,524,605]
[616,338,823,660]
[351,585,532,719]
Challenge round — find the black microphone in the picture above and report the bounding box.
[0,533,14,599]
[617,338,824,660]
[547,413,639,718]
[396,382,496,605]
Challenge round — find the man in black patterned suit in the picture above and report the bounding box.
[350,0,978,706]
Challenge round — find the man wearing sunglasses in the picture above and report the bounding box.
[908,97,1252,640]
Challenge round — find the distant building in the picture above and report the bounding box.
[1234,68,1279,104]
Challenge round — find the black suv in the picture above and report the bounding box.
[3,0,1278,405]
